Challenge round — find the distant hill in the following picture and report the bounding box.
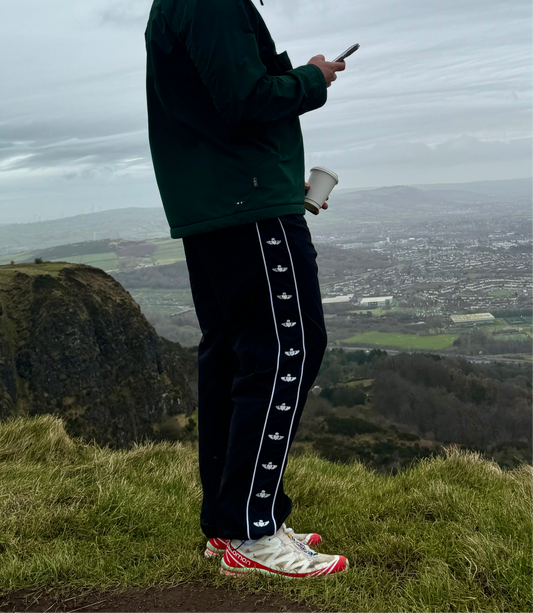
[0,262,197,447]
[0,178,530,255]
[415,177,532,199]
[310,177,532,238]
[0,208,169,256]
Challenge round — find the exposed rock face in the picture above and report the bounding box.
[0,263,197,447]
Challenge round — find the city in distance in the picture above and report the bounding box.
[1,177,530,358]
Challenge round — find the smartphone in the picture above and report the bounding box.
[334,43,360,62]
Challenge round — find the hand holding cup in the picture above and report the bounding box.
[305,183,328,212]
[304,167,339,215]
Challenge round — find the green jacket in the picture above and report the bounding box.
[145,0,327,238]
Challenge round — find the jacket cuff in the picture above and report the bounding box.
[289,64,328,115]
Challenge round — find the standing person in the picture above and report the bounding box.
[145,0,347,578]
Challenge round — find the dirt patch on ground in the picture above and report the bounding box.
[0,584,314,612]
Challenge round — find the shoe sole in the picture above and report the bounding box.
[220,557,348,579]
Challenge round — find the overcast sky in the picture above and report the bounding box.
[0,0,531,224]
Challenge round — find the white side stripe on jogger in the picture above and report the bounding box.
[271,218,307,512]
[244,223,282,540]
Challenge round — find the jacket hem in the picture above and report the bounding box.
[170,204,306,238]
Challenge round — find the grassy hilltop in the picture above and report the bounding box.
[0,416,531,612]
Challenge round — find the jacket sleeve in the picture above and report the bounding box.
[176,0,327,125]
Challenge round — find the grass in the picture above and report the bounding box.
[343,332,458,350]
[0,262,70,288]
[0,416,531,612]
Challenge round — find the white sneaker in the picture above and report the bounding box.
[221,528,348,578]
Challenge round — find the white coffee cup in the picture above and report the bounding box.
[304,166,339,215]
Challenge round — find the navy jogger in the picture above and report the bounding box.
[183,214,327,540]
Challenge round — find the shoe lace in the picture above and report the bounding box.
[288,533,318,557]
[283,525,318,557]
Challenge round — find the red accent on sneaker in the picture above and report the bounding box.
[204,538,229,558]
[306,533,322,546]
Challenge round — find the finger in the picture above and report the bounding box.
[333,61,347,71]
[322,203,329,210]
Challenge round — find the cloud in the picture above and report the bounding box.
[0,129,151,176]
[0,0,530,222]
[306,135,532,188]
[308,135,531,169]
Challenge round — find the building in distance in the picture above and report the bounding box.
[360,296,394,308]
[450,313,495,325]
[323,294,354,304]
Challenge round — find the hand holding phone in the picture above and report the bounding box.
[334,43,360,63]
[307,54,346,86]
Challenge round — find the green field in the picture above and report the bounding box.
[343,332,458,350]
[49,253,119,271]
[129,288,194,312]
[493,334,531,342]
[152,239,186,264]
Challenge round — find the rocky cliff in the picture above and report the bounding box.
[0,262,197,447]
